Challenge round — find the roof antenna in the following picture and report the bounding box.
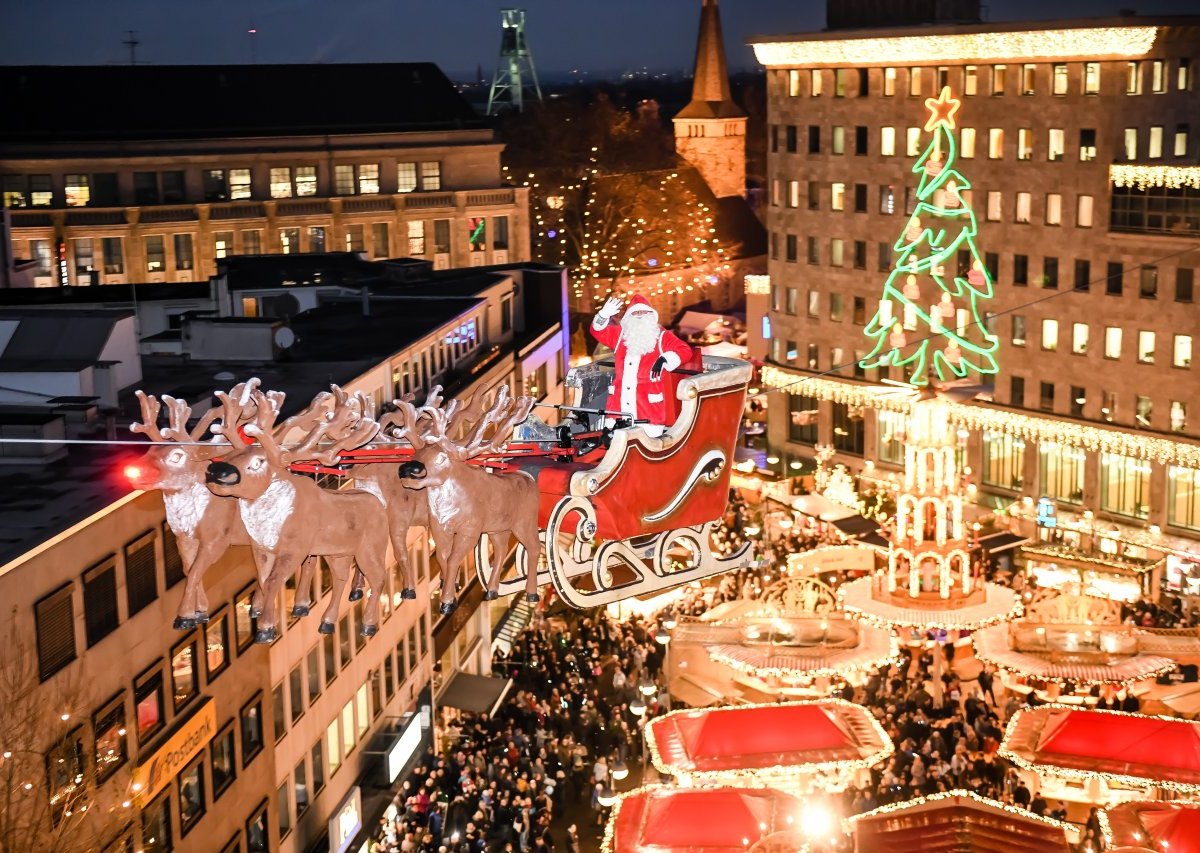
[122,30,146,66]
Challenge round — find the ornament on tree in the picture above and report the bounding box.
[858,86,998,385]
[902,274,920,300]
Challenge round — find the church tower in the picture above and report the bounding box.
[673,0,747,199]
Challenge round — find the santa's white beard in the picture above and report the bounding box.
[621,313,659,358]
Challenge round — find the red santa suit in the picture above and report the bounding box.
[590,295,693,432]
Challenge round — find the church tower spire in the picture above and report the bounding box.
[673,0,747,198]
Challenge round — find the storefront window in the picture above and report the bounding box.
[982,432,1025,490]
[831,402,864,456]
[1038,443,1085,504]
[1101,453,1151,519]
[1168,466,1200,531]
[877,411,907,464]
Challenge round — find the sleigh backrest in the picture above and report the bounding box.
[660,343,702,425]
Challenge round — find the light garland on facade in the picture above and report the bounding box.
[1110,164,1200,190]
[971,624,1178,687]
[1000,705,1200,795]
[759,366,1200,469]
[844,788,1079,841]
[644,699,894,789]
[1020,544,1161,575]
[751,26,1158,67]
[745,274,771,295]
[839,575,1023,631]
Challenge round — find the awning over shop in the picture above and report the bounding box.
[437,673,512,715]
[604,787,805,853]
[1000,707,1200,792]
[979,531,1028,553]
[1104,801,1200,852]
[832,515,881,537]
[849,790,1073,852]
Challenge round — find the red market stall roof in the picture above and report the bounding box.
[646,699,892,784]
[602,787,806,853]
[848,790,1074,853]
[1102,801,1200,851]
[1000,706,1200,793]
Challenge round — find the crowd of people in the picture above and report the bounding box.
[371,491,1158,853]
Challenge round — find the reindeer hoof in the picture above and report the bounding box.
[401,588,417,600]
[348,587,364,602]
[173,616,195,631]
[249,606,262,619]
[361,623,378,638]
[291,604,310,618]
[253,627,277,644]
[318,621,335,634]
[439,600,458,615]
[484,590,499,601]
[525,593,540,604]
[195,611,210,624]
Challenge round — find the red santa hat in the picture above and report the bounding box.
[624,293,658,321]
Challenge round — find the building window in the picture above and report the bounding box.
[1102,391,1117,422]
[1169,466,1200,530]
[1013,254,1028,286]
[134,171,160,205]
[1078,128,1097,161]
[247,801,269,853]
[1101,453,1151,519]
[65,174,90,207]
[1127,61,1142,94]
[493,215,509,250]
[397,162,418,193]
[225,168,250,200]
[1042,256,1059,288]
[1077,195,1094,228]
[1123,128,1138,160]
[214,231,234,259]
[853,183,867,212]
[1152,59,1167,93]
[1106,261,1123,296]
[878,242,890,271]
[179,758,206,836]
[1073,258,1090,292]
[806,343,819,369]
[234,582,256,653]
[1014,192,1031,223]
[1011,316,1026,346]
[1041,318,1058,351]
[1039,381,1055,411]
[832,126,845,155]
[811,69,824,96]
[93,691,127,783]
[877,411,907,464]
[806,236,819,264]
[960,127,976,158]
[204,609,229,681]
[1052,63,1068,95]
[203,169,228,201]
[135,663,165,743]
[1017,128,1032,160]
[830,238,844,267]
[1047,129,1065,162]
[35,583,75,682]
[241,694,264,767]
[831,182,844,211]
[909,66,921,96]
[982,432,1024,490]
[1149,126,1164,159]
[991,64,1007,94]
[1104,326,1123,359]
[420,162,441,191]
[1175,335,1192,367]
[808,126,821,153]
[1176,124,1190,157]
[1138,265,1159,299]
[1071,322,1089,354]
[831,403,864,455]
[1171,401,1188,432]
[125,533,157,616]
[269,167,292,199]
[785,235,797,263]
[906,127,921,157]
[407,220,426,256]
[1179,58,1192,91]
[1137,395,1153,427]
[986,191,1001,221]
[372,222,390,258]
[1021,63,1036,94]
[1084,61,1101,94]
[102,238,124,274]
[1040,443,1085,504]
[173,234,194,272]
[144,236,165,273]
[82,557,118,648]
[209,722,237,800]
[295,166,317,196]
[335,164,356,196]
[855,125,868,155]
[323,631,337,686]
[1045,194,1062,226]
[142,792,172,853]
[883,67,896,96]
[172,636,198,711]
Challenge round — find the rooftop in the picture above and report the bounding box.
[0,63,482,146]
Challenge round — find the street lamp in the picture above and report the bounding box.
[611,759,629,781]
[662,611,677,630]
[655,626,670,645]
[597,784,617,808]
[630,696,647,716]
[638,677,656,696]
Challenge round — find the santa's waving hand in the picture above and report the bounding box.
[590,294,693,436]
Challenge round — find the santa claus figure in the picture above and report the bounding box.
[590,294,693,437]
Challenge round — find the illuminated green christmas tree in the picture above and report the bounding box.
[860,87,1000,386]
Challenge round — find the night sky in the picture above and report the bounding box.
[1,0,1197,77]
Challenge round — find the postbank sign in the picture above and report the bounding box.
[132,697,217,803]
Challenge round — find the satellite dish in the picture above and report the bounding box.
[274,327,296,349]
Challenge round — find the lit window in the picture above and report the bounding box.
[787,69,800,96]
[1104,326,1123,359]
[1021,63,1036,95]
[1048,128,1064,161]
[407,220,425,255]
[906,127,921,157]
[1152,59,1167,93]
[992,64,1006,95]
[1176,124,1190,157]
[986,191,1001,221]
[1138,330,1156,363]
[420,162,441,191]
[145,236,165,273]
[29,174,52,207]
[880,127,896,156]
[988,128,1004,159]
[832,126,845,154]
[1077,195,1094,228]
[1072,323,1088,354]
[1084,61,1101,94]
[1052,64,1068,95]
[1017,128,1033,160]
[964,65,978,95]
[1015,192,1031,224]
[1079,128,1097,161]
[295,166,317,196]
[1123,128,1138,160]
[1171,401,1188,433]
[1149,126,1164,158]
[1102,452,1151,519]
[787,180,800,208]
[879,186,894,214]
[830,238,844,267]
[960,128,975,158]
[811,69,823,96]
[1179,58,1192,91]
[230,168,252,200]
[1045,193,1061,225]
[279,228,299,255]
[883,67,896,96]
[1126,61,1142,94]
[334,164,356,196]
[1175,335,1193,367]
[269,167,292,199]
[397,163,417,193]
[908,67,921,97]
[1041,319,1058,351]
[65,174,90,207]
[1012,315,1026,346]
[831,182,845,211]
[1137,396,1154,428]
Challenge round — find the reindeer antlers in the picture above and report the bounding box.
[434,385,535,460]
[132,390,223,444]
[245,385,380,466]
[131,390,166,442]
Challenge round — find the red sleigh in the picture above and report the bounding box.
[472,354,754,608]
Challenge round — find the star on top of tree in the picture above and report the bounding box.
[923,86,961,132]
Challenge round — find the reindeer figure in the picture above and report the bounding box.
[128,382,260,630]
[396,385,540,614]
[205,388,387,642]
